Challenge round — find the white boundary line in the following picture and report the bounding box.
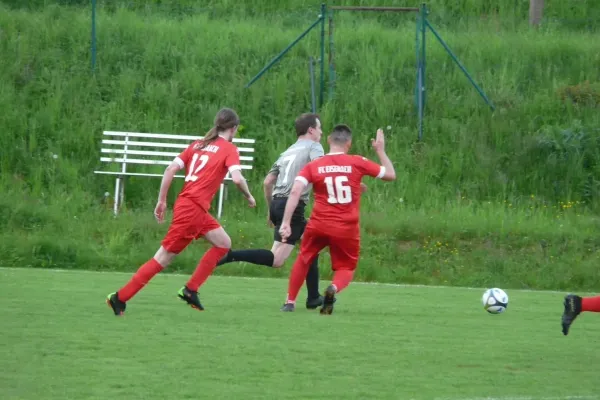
[0,267,589,295]
[435,397,598,400]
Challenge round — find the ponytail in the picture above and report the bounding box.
[194,127,219,150]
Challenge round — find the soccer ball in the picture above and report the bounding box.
[482,288,508,314]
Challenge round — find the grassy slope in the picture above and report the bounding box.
[1,3,600,290]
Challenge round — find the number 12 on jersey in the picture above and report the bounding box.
[324,176,352,204]
[185,154,209,182]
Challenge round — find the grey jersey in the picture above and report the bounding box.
[269,139,324,202]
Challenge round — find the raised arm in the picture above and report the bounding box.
[371,128,396,181]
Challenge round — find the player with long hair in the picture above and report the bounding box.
[106,107,256,315]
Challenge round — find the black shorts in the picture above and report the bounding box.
[269,197,307,245]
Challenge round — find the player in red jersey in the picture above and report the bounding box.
[279,124,396,314]
[106,108,256,316]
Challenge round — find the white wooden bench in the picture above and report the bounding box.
[93,131,255,219]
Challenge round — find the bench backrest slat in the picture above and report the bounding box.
[100,157,253,169]
[103,131,256,144]
[101,139,255,153]
[100,148,254,162]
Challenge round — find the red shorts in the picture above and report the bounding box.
[161,198,221,254]
[298,226,360,271]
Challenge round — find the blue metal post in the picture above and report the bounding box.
[425,20,495,111]
[328,11,336,101]
[245,16,323,89]
[421,4,426,108]
[91,0,97,72]
[309,57,317,113]
[417,3,427,141]
[319,3,326,107]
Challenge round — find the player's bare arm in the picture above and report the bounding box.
[263,172,277,209]
[230,169,256,207]
[154,161,183,223]
[263,172,277,226]
[371,128,396,181]
[278,179,305,242]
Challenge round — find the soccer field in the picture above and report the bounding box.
[0,268,598,400]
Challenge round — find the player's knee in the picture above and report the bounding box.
[272,243,294,268]
[272,257,286,268]
[154,246,177,268]
[205,228,232,249]
[218,235,232,249]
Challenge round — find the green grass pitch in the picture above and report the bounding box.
[0,267,598,400]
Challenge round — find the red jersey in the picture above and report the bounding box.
[174,136,241,211]
[296,152,385,238]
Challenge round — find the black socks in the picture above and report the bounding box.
[217,249,275,267]
[305,257,321,300]
[217,248,321,300]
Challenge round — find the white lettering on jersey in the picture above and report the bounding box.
[203,145,220,153]
[317,165,352,174]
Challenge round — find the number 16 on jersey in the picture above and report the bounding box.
[324,176,352,204]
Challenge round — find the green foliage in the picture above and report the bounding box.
[1,3,600,289]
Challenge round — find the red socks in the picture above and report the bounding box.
[582,296,600,312]
[117,258,164,302]
[286,261,355,303]
[116,247,229,302]
[186,247,230,292]
[332,270,354,293]
[285,257,312,304]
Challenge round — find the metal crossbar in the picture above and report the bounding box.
[329,6,419,12]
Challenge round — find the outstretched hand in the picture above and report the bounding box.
[371,128,385,152]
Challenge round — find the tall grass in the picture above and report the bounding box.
[4,0,600,28]
[1,3,600,290]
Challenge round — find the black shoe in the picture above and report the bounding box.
[306,296,323,309]
[320,285,337,315]
[562,294,582,336]
[280,303,295,312]
[177,286,204,311]
[106,292,126,316]
[306,295,337,309]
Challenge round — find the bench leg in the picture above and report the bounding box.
[113,177,122,216]
[217,182,224,220]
